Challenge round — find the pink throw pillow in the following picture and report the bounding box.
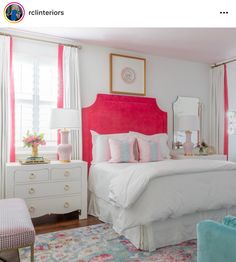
[108,138,137,163]
[129,131,171,159]
[137,138,163,162]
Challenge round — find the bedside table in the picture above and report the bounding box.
[5,160,87,219]
[173,154,227,161]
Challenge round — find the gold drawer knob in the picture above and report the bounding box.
[64,185,70,191]
[29,173,36,179]
[28,188,35,194]
[29,206,35,213]
[64,171,70,177]
[64,202,70,208]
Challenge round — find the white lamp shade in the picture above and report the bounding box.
[50,109,81,129]
[177,115,200,131]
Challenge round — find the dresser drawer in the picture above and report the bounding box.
[14,181,81,198]
[14,169,49,184]
[51,167,82,181]
[25,195,82,218]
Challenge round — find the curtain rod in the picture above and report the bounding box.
[0,32,82,49]
[211,57,236,68]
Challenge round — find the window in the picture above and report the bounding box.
[13,39,58,154]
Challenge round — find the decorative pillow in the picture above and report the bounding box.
[91,131,135,163]
[109,138,137,163]
[129,131,171,159]
[137,138,163,162]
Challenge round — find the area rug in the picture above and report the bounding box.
[20,224,197,262]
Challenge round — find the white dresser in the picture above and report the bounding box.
[5,160,87,219]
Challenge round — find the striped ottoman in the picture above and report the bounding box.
[0,198,35,262]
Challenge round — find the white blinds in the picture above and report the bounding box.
[13,39,58,152]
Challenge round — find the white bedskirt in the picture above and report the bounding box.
[89,192,236,251]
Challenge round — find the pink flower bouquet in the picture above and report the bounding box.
[23,131,46,148]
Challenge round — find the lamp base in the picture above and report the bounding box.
[59,159,71,163]
[184,152,194,156]
[58,130,72,162]
[58,143,72,162]
[183,130,194,156]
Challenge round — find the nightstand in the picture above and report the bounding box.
[5,160,87,219]
[173,154,227,161]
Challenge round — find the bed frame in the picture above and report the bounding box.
[82,93,167,166]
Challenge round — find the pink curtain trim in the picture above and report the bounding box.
[10,37,15,162]
[57,45,64,145]
[224,64,229,158]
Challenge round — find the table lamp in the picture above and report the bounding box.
[177,115,200,156]
[50,108,80,162]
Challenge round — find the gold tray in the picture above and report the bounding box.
[19,158,51,165]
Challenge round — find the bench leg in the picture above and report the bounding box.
[30,244,34,262]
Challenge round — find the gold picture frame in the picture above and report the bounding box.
[110,53,146,96]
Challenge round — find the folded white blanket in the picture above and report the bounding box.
[109,159,236,209]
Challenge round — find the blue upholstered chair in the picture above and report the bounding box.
[197,216,236,262]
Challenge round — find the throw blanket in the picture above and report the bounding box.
[109,159,236,209]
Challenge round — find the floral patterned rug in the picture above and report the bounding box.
[20,224,197,262]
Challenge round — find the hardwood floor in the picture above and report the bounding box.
[33,212,103,234]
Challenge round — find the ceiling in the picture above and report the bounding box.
[18,28,236,64]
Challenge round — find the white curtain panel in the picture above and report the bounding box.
[0,36,10,199]
[226,62,236,162]
[63,46,82,160]
[209,65,225,154]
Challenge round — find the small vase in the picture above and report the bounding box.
[32,146,39,157]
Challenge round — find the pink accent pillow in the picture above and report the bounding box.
[129,131,171,159]
[108,138,137,163]
[91,131,131,163]
[137,138,163,162]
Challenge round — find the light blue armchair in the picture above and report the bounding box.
[197,216,236,262]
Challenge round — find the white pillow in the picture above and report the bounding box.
[129,131,171,159]
[91,130,131,163]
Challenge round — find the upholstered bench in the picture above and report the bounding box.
[0,198,35,262]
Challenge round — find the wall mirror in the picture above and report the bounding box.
[173,96,201,149]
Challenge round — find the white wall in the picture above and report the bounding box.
[79,44,210,142]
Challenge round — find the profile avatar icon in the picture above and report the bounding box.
[4,2,25,23]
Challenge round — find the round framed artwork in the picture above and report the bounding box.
[121,67,136,84]
[110,53,146,96]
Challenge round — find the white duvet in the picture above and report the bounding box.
[89,159,236,233]
[109,159,236,208]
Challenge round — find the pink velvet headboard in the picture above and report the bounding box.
[82,94,167,166]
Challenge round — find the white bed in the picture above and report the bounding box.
[88,159,236,251]
[83,94,236,251]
